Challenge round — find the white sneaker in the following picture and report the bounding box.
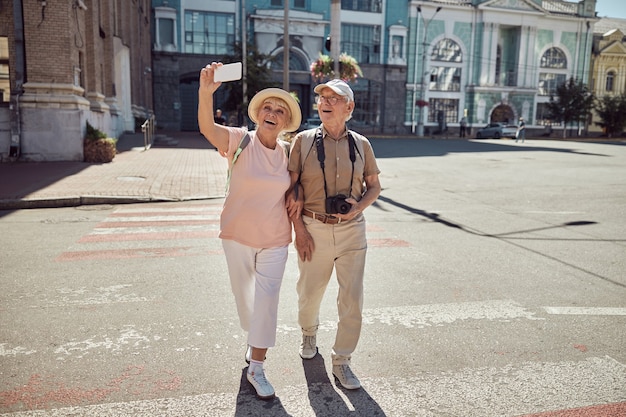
[247,368,275,400]
[332,364,361,390]
[299,334,317,359]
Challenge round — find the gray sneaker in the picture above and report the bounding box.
[332,364,361,390]
[299,334,317,359]
[247,368,275,400]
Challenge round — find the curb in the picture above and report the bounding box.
[0,195,226,210]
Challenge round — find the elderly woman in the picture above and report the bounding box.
[198,62,301,400]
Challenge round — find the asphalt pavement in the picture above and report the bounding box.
[1,133,625,416]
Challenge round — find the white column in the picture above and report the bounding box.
[489,23,500,85]
[517,26,531,87]
[480,23,493,86]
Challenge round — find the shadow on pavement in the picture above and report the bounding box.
[302,354,386,417]
[370,138,611,158]
[235,367,292,416]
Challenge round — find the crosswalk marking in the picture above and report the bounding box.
[544,306,626,316]
[56,203,409,261]
[1,357,623,416]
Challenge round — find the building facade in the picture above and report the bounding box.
[152,0,598,137]
[589,17,626,134]
[151,0,411,133]
[406,0,597,136]
[0,0,153,162]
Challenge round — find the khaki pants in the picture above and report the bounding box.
[296,214,367,365]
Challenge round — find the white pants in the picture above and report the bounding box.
[222,239,288,348]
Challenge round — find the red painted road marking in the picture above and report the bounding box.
[0,366,182,410]
[516,402,626,417]
[368,238,411,247]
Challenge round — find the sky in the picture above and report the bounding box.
[594,0,626,19]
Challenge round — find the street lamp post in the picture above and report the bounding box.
[414,5,441,137]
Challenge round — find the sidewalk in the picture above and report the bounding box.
[0,132,228,210]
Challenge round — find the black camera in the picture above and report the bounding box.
[325,195,352,215]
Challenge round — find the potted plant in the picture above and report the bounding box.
[83,121,117,163]
[310,53,363,82]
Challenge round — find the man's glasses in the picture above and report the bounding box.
[316,95,347,106]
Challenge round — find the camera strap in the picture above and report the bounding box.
[313,127,356,201]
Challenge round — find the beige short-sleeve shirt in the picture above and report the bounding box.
[288,126,380,214]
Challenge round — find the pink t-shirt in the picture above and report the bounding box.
[219,127,291,248]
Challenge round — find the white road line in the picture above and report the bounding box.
[363,299,541,328]
[544,306,626,316]
[89,225,218,234]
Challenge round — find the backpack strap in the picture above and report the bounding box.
[226,133,250,191]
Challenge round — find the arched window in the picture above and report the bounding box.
[431,38,462,62]
[540,47,567,69]
[270,50,309,72]
[538,47,568,96]
[606,71,615,91]
[429,38,462,92]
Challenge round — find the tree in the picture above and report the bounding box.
[546,77,594,138]
[219,42,278,125]
[594,94,626,138]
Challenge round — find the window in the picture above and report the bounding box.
[429,67,461,91]
[0,37,9,104]
[431,39,462,63]
[154,7,177,52]
[428,98,459,125]
[342,24,380,64]
[341,0,382,12]
[536,102,560,126]
[606,71,615,92]
[271,0,306,7]
[350,79,382,128]
[271,50,309,71]
[540,47,567,69]
[538,73,566,96]
[538,47,568,96]
[428,39,462,91]
[184,11,235,55]
[158,18,175,50]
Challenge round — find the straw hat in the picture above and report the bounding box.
[248,88,302,132]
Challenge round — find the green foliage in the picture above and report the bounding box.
[218,42,278,120]
[594,94,626,138]
[85,121,108,141]
[547,77,594,138]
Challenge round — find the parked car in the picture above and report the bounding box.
[476,122,518,139]
[299,117,322,131]
[502,125,519,139]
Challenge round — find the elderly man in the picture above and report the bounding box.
[288,79,381,390]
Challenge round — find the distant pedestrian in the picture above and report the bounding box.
[459,117,467,138]
[198,62,302,401]
[516,117,525,142]
[214,109,226,125]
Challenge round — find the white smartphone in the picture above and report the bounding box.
[214,62,242,82]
